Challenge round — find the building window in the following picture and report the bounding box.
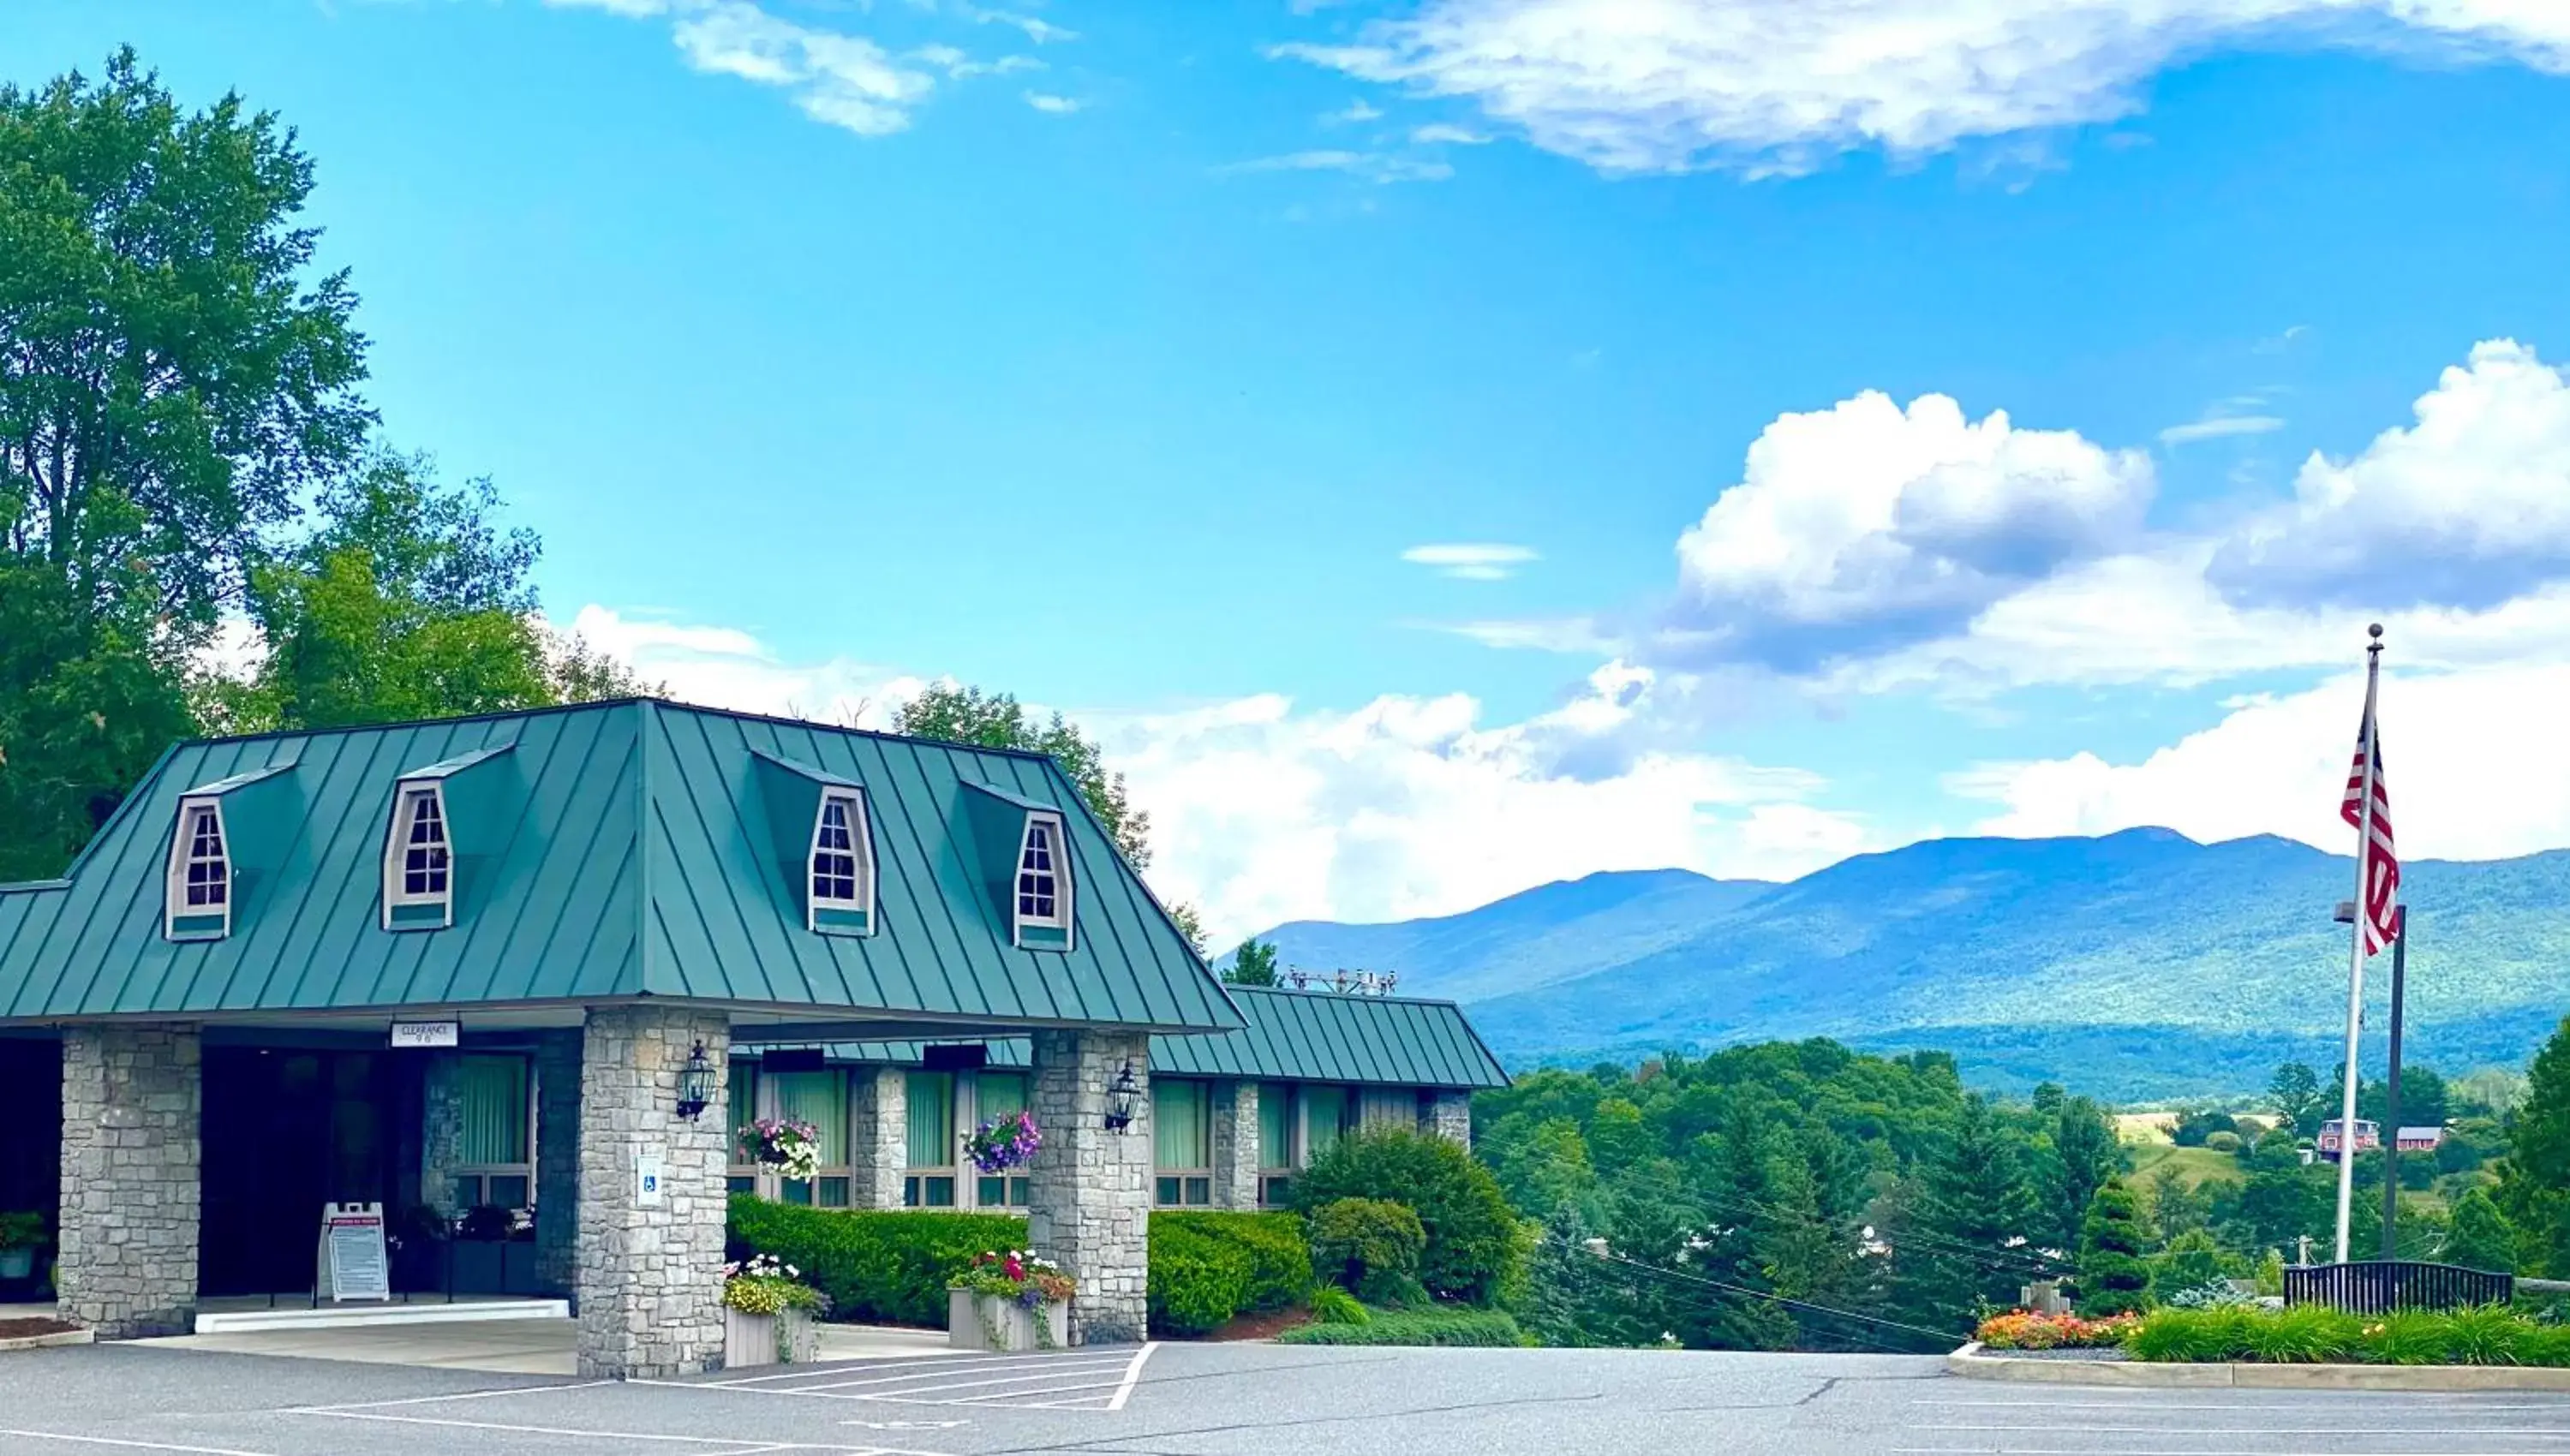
[1154,1078,1212,1207]
[383,783,453,929]
[808,791,874,933]
[903,1070,957,1208]
[973,1071,1033,1208]
[1257,1082,1295,1207]
[451,1054,532,1210]
[1302,1084,1353,1165]
[772,1070,852,1208]
[726,1060,762,1195]
[1012,815,1073,948]
[164,798,230,940]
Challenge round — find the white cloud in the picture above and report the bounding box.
[955,4,1079,44]
[1421,617,1618,653]
[1023,91,1082,113]
[2211,339,2570,609]
[566,606,926,727]
[2160,414,2286,445]
[1668,388,2154,666]
[1952,661,2570,862]
[1273,0,2570,176]
[1325,99,1386,123]
[1411,122,1493,145]
[1214,150,1455,183]
[1402,542,1539,581]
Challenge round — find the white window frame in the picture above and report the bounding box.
[806,790,876,933]
[1010,812,1074,950]
[164,796,232,940]
[381,780,455,930]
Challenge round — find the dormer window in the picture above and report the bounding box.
[1013,814,1073,949]
[807,790,875,933]
[383,783,454,929]
[164,798,231,940]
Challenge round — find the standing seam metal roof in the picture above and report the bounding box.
[0,699,1240,1033]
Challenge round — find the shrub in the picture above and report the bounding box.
[2125,1306,2252,1363]
[727,1197,1023,1326]
[2446,1304,2531,1365]
[2203,1131,2244,1153]
[1148,1220,1252,1336]
[1307,1198,1427,1306]
[2171,1111,2238,1148]
[1275,1306,1527,1346]
[1289,1129,1527,1306]
[2153,1230,2228,1295]
[2076,1178,2153,1316]
[1155,1211,1314,1313]
[1311,1284,1370,1326]
[2238,1304,2358,1364]
[2125,1304,2567,1365]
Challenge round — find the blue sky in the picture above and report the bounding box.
[16,0,2570,938]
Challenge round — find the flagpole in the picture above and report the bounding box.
[2333,624,2384,1265]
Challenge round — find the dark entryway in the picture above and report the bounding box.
[200,1046,415,1298]
[0,1035,61,1296]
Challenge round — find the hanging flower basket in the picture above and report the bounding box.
[963,1111,1043,1174]
[741,1117,822,1182]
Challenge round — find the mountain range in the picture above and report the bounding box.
[1243,829,2570,1101]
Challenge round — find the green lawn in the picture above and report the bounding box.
[2128,1142,2248,1190]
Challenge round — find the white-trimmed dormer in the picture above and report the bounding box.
[164,797,232,941]
[383,780,454,930]
[1013,811,1073,951]
[808,788,876,934]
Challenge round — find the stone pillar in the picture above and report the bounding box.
[1210,1081,1260,1210]
[847,1065,906,1209]
[57,1023,200,1339]
[575,1006,730,1379]
[532,1030,583,1297]
[1425,1089,1473,1149]
[419,1051,466,1218]
[1026,1029,1150,1345]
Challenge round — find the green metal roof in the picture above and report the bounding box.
[802,986,1509,1090]
[0,700,1239,1033]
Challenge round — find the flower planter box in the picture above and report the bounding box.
[724,1306,819,1369]
[948,1289,1069,1352]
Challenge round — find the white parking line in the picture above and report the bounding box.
[288,1378,615,1411]
[1108,1344,1157,1411]
[786,1358,1133,1395]
[284,1407,938,1453]
[1927,1426,2570,1435]
[0,1433,283,1456]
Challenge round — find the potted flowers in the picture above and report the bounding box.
[721,1254,828,1369]
[963,1110,1042,1176]
[947,1250,1075,1352]
[741,1116,822,1183]
[0,1211,45,1283]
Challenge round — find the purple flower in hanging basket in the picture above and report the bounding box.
[963,1110,1043,1173]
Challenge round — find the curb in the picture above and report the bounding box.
[0,1328,93,1354]
[1949,1342,2570,1391]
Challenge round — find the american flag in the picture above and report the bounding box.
[2340,711,2400,955]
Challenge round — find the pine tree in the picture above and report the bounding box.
[1890,1094,2040,1333]
[2442,1189,2516,1274]
[2076,1177,2153,1316]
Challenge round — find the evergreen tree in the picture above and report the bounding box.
[2045,1096,2125,1250]
[2442,1188,2516,1274]
[2145,1164,2210,1247]
[2076,1178,2153,1316]
[2501,1016,2570,1276]
[1223,936,1280,986]
[1890,1094,2039,1332]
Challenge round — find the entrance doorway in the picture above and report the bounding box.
[200,1047,405,1298]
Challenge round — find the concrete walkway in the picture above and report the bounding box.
[132,1316,952,1375]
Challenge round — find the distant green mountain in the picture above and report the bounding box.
[1251,829,2570,1101]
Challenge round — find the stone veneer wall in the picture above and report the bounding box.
[847,1065,906,1209]
[1425,1089,1473,1149]
[418,1050,465,1217]
[1025,1028,1151,1344]
[575,1006,732,1378]
[533,1029,583,1296]
[1209,1081,1260,1210]
[57,1023,200,1339]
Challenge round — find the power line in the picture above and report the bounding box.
[1689,1189,2072,1277]
[1553,1236,1970,1351]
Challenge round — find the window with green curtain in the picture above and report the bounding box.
[905,1071,954,1169]
[1155,1079,1210,1171]
[976,1071,1029,1125]
[1304,1085,1348,1161]
[727,1062,760,1158]
[457,1055,529,1166]
[771,1070,848,1166]
[1257,1083,1293,1169]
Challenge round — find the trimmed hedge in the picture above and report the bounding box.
[1154,1211,1313,1314]
[2127,1304,2570,1366]
[1275,1306,1527,1347]
[1148,1210,1316,1336]
[728,1196,1023,1327]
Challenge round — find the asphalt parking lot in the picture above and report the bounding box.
[8,1341,2570,1455]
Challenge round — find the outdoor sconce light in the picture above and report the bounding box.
[676,1040,716,1121]
[1103,1059,1141,1132]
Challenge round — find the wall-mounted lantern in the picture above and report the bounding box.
[1103,1059,1141,1132]
[676,1040,716,1121]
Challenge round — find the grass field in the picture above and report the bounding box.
[2128,1141,2249,1189]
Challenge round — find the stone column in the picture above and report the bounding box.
[418,1051,466,1218]
[1210,1081,1260,1209]
[847,1065,906,1209]
[1026,1029,1150,1345]
[575,1006,731,1379]
[57,1023,200,1339]
[1425,1089,1473,1149]
[532,1030,583,1298]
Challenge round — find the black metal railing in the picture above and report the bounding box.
[2285,1260,2512,1314]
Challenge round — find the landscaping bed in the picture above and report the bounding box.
[2125,1304,2570,1366]
[0,1317,75,1340]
